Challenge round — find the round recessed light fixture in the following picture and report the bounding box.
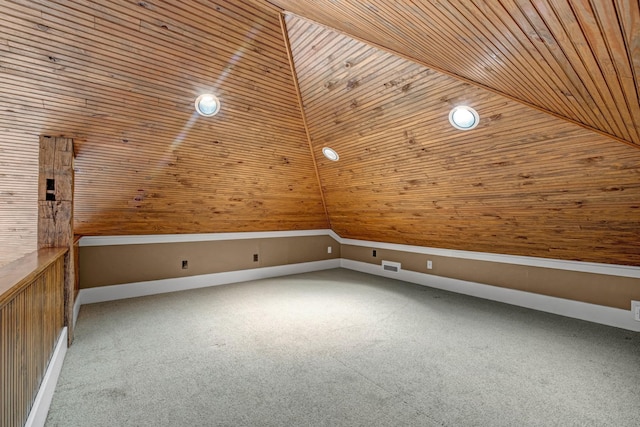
[195,94,221,117]
[322,147,339,161]
[449,106,479,130]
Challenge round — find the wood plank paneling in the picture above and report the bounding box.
[1,0,638,268]
[0,131,39,268]
[0,0,328,264]
[0,248,66,427]
[270,0,640,148]
[286,15,640,266]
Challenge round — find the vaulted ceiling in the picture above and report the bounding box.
[286,13,640,265]
[272,0,640,148]
[0,0,638,267]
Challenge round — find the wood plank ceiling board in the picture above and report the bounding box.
[0,131,39,268]
[268,0,640,148]
[0,0,328,256]
[285,14,640,266]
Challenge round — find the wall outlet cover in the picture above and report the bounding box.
[427,260,433,269]
[632,301,640,321]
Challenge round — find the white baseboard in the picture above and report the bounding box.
[40,255,635,427]
[80,229,640,278]
[336,236,640,278]
[341,259,640,332]
[25,327,68,427]
[73,295,81,329]
[73,255,638,332]
[77,259,341,308]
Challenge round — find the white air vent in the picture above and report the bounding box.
[381,260,401,273]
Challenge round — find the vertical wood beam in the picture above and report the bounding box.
[38,136,75,345]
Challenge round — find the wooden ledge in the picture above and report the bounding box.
[0,247,68,308]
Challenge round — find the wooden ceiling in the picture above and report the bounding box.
[0,0,328,265]
[0,0,638,267]
[286,14,640,265]
[270,0,640,148]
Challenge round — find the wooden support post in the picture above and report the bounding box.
[38,136,75,345]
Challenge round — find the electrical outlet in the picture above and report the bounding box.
[253,254,259,262]
[181,260,188,269]
[327,246,332,254]
[427,260,433,270]
[632,301,640,321]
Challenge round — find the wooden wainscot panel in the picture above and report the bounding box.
[0,248,66,427]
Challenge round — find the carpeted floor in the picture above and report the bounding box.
[46,268,640,426]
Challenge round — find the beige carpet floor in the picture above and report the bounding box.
[46,268,640,426]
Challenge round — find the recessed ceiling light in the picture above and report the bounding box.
[449,106,479,130]
[195,94,220,117]
[322,147,339,161]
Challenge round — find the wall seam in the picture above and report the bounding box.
[278,12,332,228]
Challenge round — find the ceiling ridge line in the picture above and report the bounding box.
[277,12,333,229]
[279,11,639,151]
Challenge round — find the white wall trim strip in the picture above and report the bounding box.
[79,230,638,277]
[336,236,640,278]
[328,229,342,243]
[73,252,638,333]
[77,259,341,307]
[341,259,640,332]
[79,229,334,247]
[25,327,68,427]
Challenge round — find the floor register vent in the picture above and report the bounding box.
[382,260,401,273]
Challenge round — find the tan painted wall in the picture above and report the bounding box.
[80,235,340,288]
[342,245,639,310]
[80,235,637,311]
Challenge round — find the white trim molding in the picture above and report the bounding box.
[73,295,82,329]
[78,259,340,307]
[43,231,639,427]
[79,229,334,247]
[341,259,640,332]
[25,328,68,427]
[335,235,640,278]
[74,230,638,331]
[80,230,639,278]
